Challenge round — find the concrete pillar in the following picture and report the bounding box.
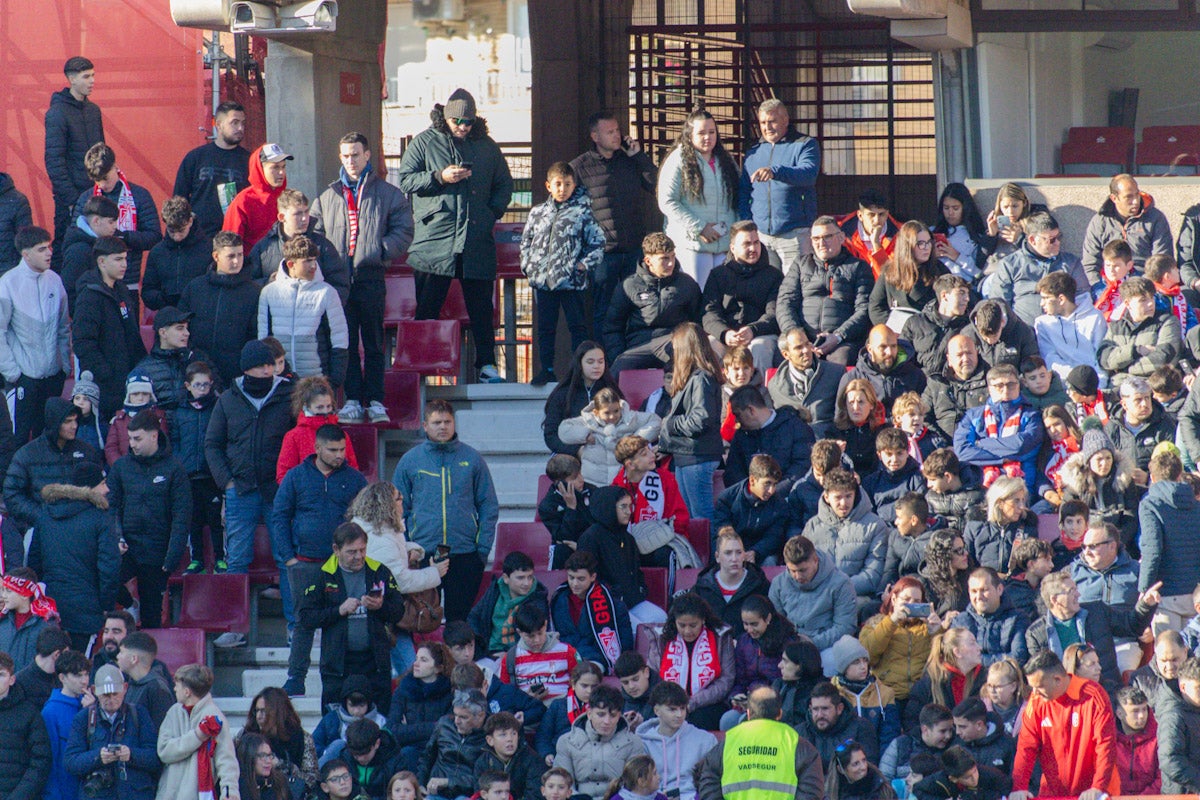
[262,1,386,198]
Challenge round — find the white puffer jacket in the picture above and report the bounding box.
[558,399,660,486]
[257,261,348,379]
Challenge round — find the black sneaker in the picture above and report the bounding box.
[531,368,555,387]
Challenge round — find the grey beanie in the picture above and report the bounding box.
[444,88,477,120]
[830,635,870,675]
[72,371,101,408]
[1080,428,1115,463]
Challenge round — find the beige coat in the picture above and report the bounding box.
[356,515,442,594]
[155,693,240,800]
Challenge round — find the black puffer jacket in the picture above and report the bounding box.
[724,405,815,487]
[133,344,215,410]
[386,675,453,747]
[247,220,350,302]
[923,363,989,440]
[603,263,702,357]
[868,261,947,326]
[61,223,98,313]
[141,226,213,310]
[924,465,985,531]
[26,483,118,636]
[106,435,191,571]
[167,392,215,476]
[569,146,657,254]
[178,266,262,385]
[775,248,873,345]
[0,174,32,272]
[841,340,927,412]
[3,398,103,528]
[71,278,147,417]
[693,563,771,629]
[1157,691,1200,794]
[43,88,104,198]
[964,301,1039,370]
[963,513,1039,574]
[658,369,723,463]
[417,713,488,798]
[204,376,293,496]
[1105,401,1177,472]
[700,253,782,340]
[0,683,50,800]
[902,299,971,375]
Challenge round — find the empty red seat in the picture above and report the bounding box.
[1061,126,1134,176]
[762,565,786,582]
[618,369,664,412]
[493,223,525,281]
[643,567,668,608]
[248,524,277,586]
[494,522,553,570]
[384,274,417,327]
[139,325,155,352]
[686,519,710,567]
[534,475,553,522]
[380,370,421,429]
[178,574,250,634]
[393,320,461,377]
[674,568,701,596]
[535,569,567,592]
[1136,125,1200,174]
[149,627,206,675]
[345,426,379,481]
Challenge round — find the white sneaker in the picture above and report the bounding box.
[337,400,364,423]
[367,401,391,424]
[213,632,246,648]
[479,365,504,384]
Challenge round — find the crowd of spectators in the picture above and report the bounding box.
[5,53,1200,800]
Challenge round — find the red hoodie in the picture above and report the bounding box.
[223,144,286,250]
[276,413,360,483]
[1115,713,1160,795]
[1013,675,1120,797]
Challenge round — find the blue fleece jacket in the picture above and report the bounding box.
[43,689,83,800]
[392,436,499,558]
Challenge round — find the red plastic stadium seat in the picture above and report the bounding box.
[248,524,277,586]
[139,326,155,352]
[635,622,662,658]
[762,565,786,582]
[149,628,205,675]
[643,567,668,608]
[493,222,525,281]
[344,426,379,481]
[1136,125,1200,174]
[494,522,553,570]
[393,320,461,377]
[1061,126,1134,176]
[178,574,250,634]
[384,274,418,327]
[1037,514,1061,543]
[686,519,710,567]
[381,370,422,429]
[535,570,566,593]
[674,568,701,596]
[618,369,664,412]
[534,475,553,522]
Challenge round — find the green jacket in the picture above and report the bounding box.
[396,108,513,280]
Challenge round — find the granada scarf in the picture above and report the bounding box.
[565,686,588,724]
[660,627,720,695]
[1045,434,1080,491]
[94,170,138,232]
[905,425,931,465]
[583,580,622,672]
[1156,282,1193,330]
[196,714,223,799]
[1094,277,1126,321]
[1077,395,1110,426]
[1,574,58,620]
[980,403,1024,487]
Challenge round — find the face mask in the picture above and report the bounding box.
[243,374,274,398]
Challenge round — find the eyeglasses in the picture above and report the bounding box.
[326,774,353,784]
[451,117,475,126]
[914,239,934,247]
[254,706,268,715]
[189,381,213,390]
[1043,234,1063,244]
[255,751,276,761]
[989,381,1019,389]
[1082,540,1115,551]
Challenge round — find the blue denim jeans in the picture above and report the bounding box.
[391,631,416,677]
[674,460,717,523]
[224,487,268,574]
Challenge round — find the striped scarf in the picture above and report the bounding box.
[93,170,137,232]
[341,183,360,257]
[980,403,1024,487]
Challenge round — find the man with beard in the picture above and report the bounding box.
[173,101,251,236]
[841,324,926,414]
[701,220,781,373]
[90,610,170,684]
[766,328,843,436]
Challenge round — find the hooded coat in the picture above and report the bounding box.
[712,481,792,564]
[2,398,103,528]
[859,613,933,701]
[519,184,605,291]
[801,495,890,596]
[71,277,147,418]
[1139,478,1200,596]
[43,88,104,199]
[141,226,213,310]
[768,551,858,650]
[257,261,349,383]
[178,265,262,386]
[557,400,660,487]
[26,483,118,635]
[602,262,703,358]
[385,674,453,748]
[106,433,191,572]
[552,715,647,800]
[636,718,717,800]
[222,144,287,251]
[1059,448,1142,549]
[0,174,32,272]
[1114,713,1161,796]
[576,485,650,610]
[247,219,349,301]
[396,109,512,280]
[1081,191,1173,285]
[276,413,360,483]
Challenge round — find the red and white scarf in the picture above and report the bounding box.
[1157,282,1191,329]
[1045,435,1080,491]
[583,580,622,672]
[980,404,1024,487]
[566,687,588,724]
[196,715,223,799]
[1,575,58,620]
[631,470,666,523]
[1094,278,1126,321]
[1076,395,1110,426]
[660,627,720,695]
[905,425,930,465]
[93,169,138,232]
[341,182,360,257]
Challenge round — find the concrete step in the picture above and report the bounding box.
[242,667,324,698]
[428,382,554,405]
[216,694,325,735]
[488,456,554,507]
[455,410,548,453]
[216,646,321,667]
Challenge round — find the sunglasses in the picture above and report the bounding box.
[451,117,475,126]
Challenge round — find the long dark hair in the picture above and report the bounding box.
[544,340,621,416]
[923,528,966,610]
[243,687,302,743]
[933,182,987,238]
[669,322,724,396]
[237,732,292,800]
[670,109,739,212]
[884,221,939,293]
[741,594,796,658]
[660,592,725,644]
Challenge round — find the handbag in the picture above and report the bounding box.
[396,586,443,633]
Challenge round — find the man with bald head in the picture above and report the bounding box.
[1132,629,1187,713]
[923,333,988,439]
[1082,174,1172,288]
[841,323,926,413]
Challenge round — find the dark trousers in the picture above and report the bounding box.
[443,552,486,622]
[286,560,325,684]
[12,372,66,444]
[188,475,224,562]
[0,515,23,570]
[120,550,168,629]
[534,288,587,372]
[345,282,386,404]
[610,335,672,377]
[414,257,496,369]
[51,193,74,271]
[321,648,392,715]
[592,251,640,341]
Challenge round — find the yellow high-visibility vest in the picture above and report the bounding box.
[721,718,800,800]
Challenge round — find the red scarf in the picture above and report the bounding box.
[94,169,138,232]
[943,661,980,706]
[905,426,930,465]
[582,580,622,672]
[1077,395,1110,426]
[341,183,360,257]
[980,404,1024,487]
[196,715,223,799]
[1094,277,1126,321]
[566,687,588,724]
[1045,435,1080,490]
[1,575,57,620]
[661,627,720,695]
[1156,281,1190,329]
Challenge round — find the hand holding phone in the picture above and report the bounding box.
[906,602,933,618]
[433,544,451,563]
[459,161,474,170]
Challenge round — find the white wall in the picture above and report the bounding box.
[976,34,1032,178]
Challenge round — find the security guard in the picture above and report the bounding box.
[697,686,826,800]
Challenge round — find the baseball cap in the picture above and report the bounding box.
[260,143,294,163]
[94,664,125,695]
[154,306,193,329]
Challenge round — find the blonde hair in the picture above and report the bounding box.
[346,482,403,532]
[926,629,980,706]
[891,391,928,419]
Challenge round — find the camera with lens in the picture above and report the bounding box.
[82,767,117,797]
